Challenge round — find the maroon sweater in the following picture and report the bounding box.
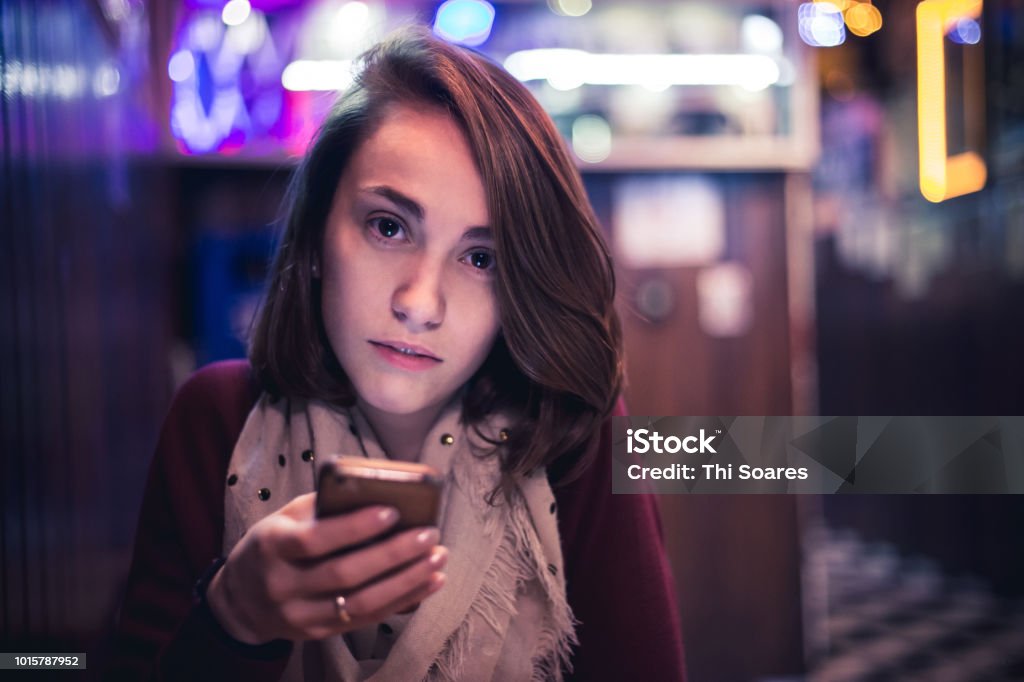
[106,360,686,681]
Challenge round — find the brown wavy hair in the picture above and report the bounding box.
[249,26,622,491]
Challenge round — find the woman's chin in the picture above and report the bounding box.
[357,387,446,420]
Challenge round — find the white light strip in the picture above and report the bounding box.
[504,49,783,91]
[281,59,355,92]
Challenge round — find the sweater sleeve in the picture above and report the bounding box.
[104,361,292,681]
[555,400,687,682]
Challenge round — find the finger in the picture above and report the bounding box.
[374,571,446,620]
[275,492,316,521]
[298,528,442,594]
[344,547,448,619]
[276,505,400,560]
[270,595,352,641]
[288,563,446,640]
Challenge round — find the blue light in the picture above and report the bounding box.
[797,3,845,48]
[948,18,981,45]
[433,0,495,47]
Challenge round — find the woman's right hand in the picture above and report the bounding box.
[205,492,447,644]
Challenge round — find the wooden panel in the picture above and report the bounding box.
[587,172,805,680]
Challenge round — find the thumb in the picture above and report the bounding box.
[275,492,316,521]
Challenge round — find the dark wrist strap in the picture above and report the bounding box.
[185,555,293,658]
[193,556,227,603]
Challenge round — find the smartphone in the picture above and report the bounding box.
[315,456,443,532]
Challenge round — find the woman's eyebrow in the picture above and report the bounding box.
[364,185,424,220]
[461,226,492,242]
[363,185,490,240]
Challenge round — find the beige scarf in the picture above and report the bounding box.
[223,393,576,681]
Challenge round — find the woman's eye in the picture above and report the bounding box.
[370,217,405,240]
[465,250,495,271]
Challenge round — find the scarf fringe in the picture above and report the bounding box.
[430,486,577,682]
[507,489,578,682]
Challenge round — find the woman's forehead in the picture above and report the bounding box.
[338,104,490,229]
[351,105,474,174]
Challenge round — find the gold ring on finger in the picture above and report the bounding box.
[334,594,352,625]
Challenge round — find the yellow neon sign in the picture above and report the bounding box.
[916,0,986,202]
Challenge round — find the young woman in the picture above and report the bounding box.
[108,27,685,681]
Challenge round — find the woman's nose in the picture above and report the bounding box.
[391,258,445,331]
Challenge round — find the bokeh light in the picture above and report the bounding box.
[188,12,223,51]
[741,15,784,54]
[845,3,882,38]
[571,114,612,163]
[505,49,781,91]
[432,0,495,47]
[221,0,251,27]
[948,18,981,44]
[281,59,355,91]
[548,0,592,18]
[167,50,195,82]
[814,0,853,10]
[330,2,371,52]
[223,9,268,55]
[799,2,846,47]
[92,63,120,97]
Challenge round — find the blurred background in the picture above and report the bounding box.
[2,0,1024,679]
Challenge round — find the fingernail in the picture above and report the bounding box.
[378,507,399,524]
[431,572,446,590]
[429,547,448,567]
[415,528,440,545]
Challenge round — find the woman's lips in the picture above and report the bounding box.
[369,341,442,371]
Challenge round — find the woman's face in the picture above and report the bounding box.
[320,104,500,421]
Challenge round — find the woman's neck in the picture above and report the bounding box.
[356,398,446,461]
